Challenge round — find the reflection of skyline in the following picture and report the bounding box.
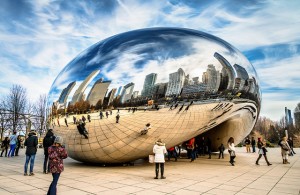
[54,51,259,107]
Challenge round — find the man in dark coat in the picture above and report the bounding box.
[24,130,38,176]
[42,129,55,173]
[76,121,88,139]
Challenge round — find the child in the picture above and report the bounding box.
[218,143,225,159]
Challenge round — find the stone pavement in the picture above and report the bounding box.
[0,147,299,195]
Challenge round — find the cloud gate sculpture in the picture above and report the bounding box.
[48,28,260,163]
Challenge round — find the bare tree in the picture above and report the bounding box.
[5,85,28,133]
[32,94,47,136]
[0,98,10,140]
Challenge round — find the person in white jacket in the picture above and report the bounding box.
[153,139,167,179]
[227,137,236,166]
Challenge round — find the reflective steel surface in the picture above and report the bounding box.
[48,28,260,163]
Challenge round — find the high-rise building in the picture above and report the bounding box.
[165,68,186,96]
[58,81,76,106]
[294,103,300,128]
[86,78,111,106]
[120,82,135,103]
[214,52,236,91]
[141,73,157,97]
[192,77,199,85]
[203,64,220,92]
[233,64,249,91]
[115,86,123,97]
[107,88,117,106]
[285,107,294,126]
[132,91,139,99]
[71,70,100,104]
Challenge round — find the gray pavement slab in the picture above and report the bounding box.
[0,147,299,195]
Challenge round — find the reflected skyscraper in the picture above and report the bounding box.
[58,81,76,107]
[132,91,139,98]
[115,86,123,97]
[71,70,100,104]
[233,64,249,91]
[165,68,186,96]
[120,82,135,103]
[203,64,220,92]
[294,103,300,128]
[285,107,294,126]
[86,78,111,106]
[106,88,117,106]
[214,52,236,91]
[142,73,157,97]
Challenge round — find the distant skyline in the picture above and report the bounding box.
[0,0,299,121]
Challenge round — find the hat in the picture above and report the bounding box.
[54,136,63,145]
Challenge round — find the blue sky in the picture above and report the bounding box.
[0,0,299,121]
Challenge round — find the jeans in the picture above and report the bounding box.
[24,154,36,174]
[167,150,177,161]
[190,149,196,161]
[44,154,50,173]
[47,173,61,195]
[252,145,256,153]
[8,144,16,157]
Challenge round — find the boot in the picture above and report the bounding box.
[255,161,259,165]
[264,155,271,166]
[154,169,158,179]
[285,159,290,164]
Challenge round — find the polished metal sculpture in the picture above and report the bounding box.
[48,28,260,163]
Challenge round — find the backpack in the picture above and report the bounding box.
[278,140,282,147]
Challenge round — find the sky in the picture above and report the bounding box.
[0,0,299,121]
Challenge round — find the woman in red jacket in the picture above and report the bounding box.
[47,136,68,195]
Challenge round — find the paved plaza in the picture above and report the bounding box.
[0,147,299,195]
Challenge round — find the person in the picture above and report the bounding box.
[15,135,22,156]
[206,137,212,159]
[251,137,256,153]
[64,118,68,127]
[199,137,206,156]
[106,111,109,118]
[43,129,56,174]
[76,120,88,139]
[8,131,17,157]
[57,118,60,127]
[110,110,112,115]
[116,114,120,123]
[87,114,91,122]
[24,131,38,176]
[141,123,151,135]
[187,137,196,162]
[218,143,225,159]
[227,137,236,166]
[176,144,182,158]
[177,104,184,113]
[167,147,177,161]
[288,137,296,156]
[47,136,68,195]
[279,137,291,164]
[255,138,272,166]
[245,137,251,153]
[153,139,167,179]
[73,116,76,124]
[82,115,86,123]
[0,137,10,157]
[99,111,104,119]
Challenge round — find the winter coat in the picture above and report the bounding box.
[153,141,167,163]
[48,145,68,173]
[24,133,38,155]
[280,140,290,154]
[43,131,55,155]
[9,134,17,145]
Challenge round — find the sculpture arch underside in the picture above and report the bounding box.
[53,99,257,163]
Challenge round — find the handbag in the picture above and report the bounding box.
[149,155,154,163]
[230,150,236,157]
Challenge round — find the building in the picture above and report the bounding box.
[115,86,123,97]
[86,78,111,106]
[141,73,157,97]
[285,107,294,126]
[214,52,236,91]
[294,103,300,128]
[106,88,117,106]
[233,64,249,91]
[71,70,100,104]
[58,81,76,107]
[120,82,135,103]
[202,64,220,92]
[182,83,207,97]
[132,91,139,99]
[165,68,186,96]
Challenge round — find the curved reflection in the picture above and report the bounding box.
[48,27,261,163]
